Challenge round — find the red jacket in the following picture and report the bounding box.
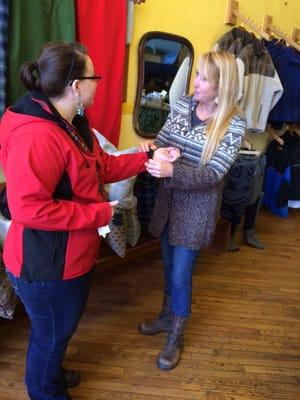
[0,93,147,280]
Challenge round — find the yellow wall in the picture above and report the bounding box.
[119,0,300,149]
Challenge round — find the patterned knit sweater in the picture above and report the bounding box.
[149,95,246,250]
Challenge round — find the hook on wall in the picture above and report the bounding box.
[291,28,300,43]
[224,0,270,40]
[263,15,300,52]
[224,0,300,51]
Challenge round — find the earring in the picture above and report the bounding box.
[76,94,84,117]
[215,97,219,104]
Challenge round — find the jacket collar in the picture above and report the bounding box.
[12,91,93,153]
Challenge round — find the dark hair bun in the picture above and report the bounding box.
[19,41,87,97]
[20,62,40,92]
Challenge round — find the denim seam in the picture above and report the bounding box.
[41,289,56,392]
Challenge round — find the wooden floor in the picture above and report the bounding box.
[1,207,300,400]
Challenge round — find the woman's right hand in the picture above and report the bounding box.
[145,159,174,178]
[109,200,119,217]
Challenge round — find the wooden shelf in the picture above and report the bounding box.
[96,233,160,271]
[95,217,230,272]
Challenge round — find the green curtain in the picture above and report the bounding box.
[7,0,75,106]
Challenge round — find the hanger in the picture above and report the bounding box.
[267,125,285,146]
[287,123,300,137]
[239,149,262,156]
[242,137,253,150]
[240,135,261,156]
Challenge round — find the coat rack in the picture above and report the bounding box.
[263,15,300,52]
[224,0,300,51]
[224,0,270,40]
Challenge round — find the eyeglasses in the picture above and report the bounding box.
[65,45,76,86]
[68,75,102,85]
[77,75,102,81]
[65,44,102,85]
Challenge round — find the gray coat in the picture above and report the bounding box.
[149,96,246,250]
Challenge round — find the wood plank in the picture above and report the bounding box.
[1,207,300,399]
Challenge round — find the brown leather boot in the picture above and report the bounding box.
[157,315,187,370]
[139,294,171,335]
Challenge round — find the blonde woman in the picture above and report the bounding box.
[139,52,246,370]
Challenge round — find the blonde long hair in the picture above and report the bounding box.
[199,52,240,165]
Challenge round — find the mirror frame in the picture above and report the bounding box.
[133,31,194,138]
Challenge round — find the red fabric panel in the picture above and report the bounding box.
[75,0,127,146]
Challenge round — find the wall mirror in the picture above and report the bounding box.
[133,31,194,138]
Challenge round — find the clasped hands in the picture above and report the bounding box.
[139,140,180,178]
[108,140,180,219]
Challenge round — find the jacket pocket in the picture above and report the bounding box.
[22,229,69,280]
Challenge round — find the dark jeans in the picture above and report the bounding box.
[7,269,94,400]
[160,227,199,317]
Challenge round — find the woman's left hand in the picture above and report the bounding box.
[145,159,174,178]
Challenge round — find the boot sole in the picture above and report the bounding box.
[63,369,81,388]
[138,324,169,336]
[157,359,179,370]
[156,341,184,371]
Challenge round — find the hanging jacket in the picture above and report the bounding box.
[0,92,148,281]
[75,0,126,145]
[264,39,300,125]
[215,28,283,132]
[7,0,75,106]
[262,132,292,218]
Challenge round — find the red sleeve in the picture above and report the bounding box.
[6,131,112,231]
[101,151,148,184]
[91,134,148,184]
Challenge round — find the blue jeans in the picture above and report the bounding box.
[7,269,93,400]
[160,227,199,317]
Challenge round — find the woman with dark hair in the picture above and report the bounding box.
[0,41,178,400]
